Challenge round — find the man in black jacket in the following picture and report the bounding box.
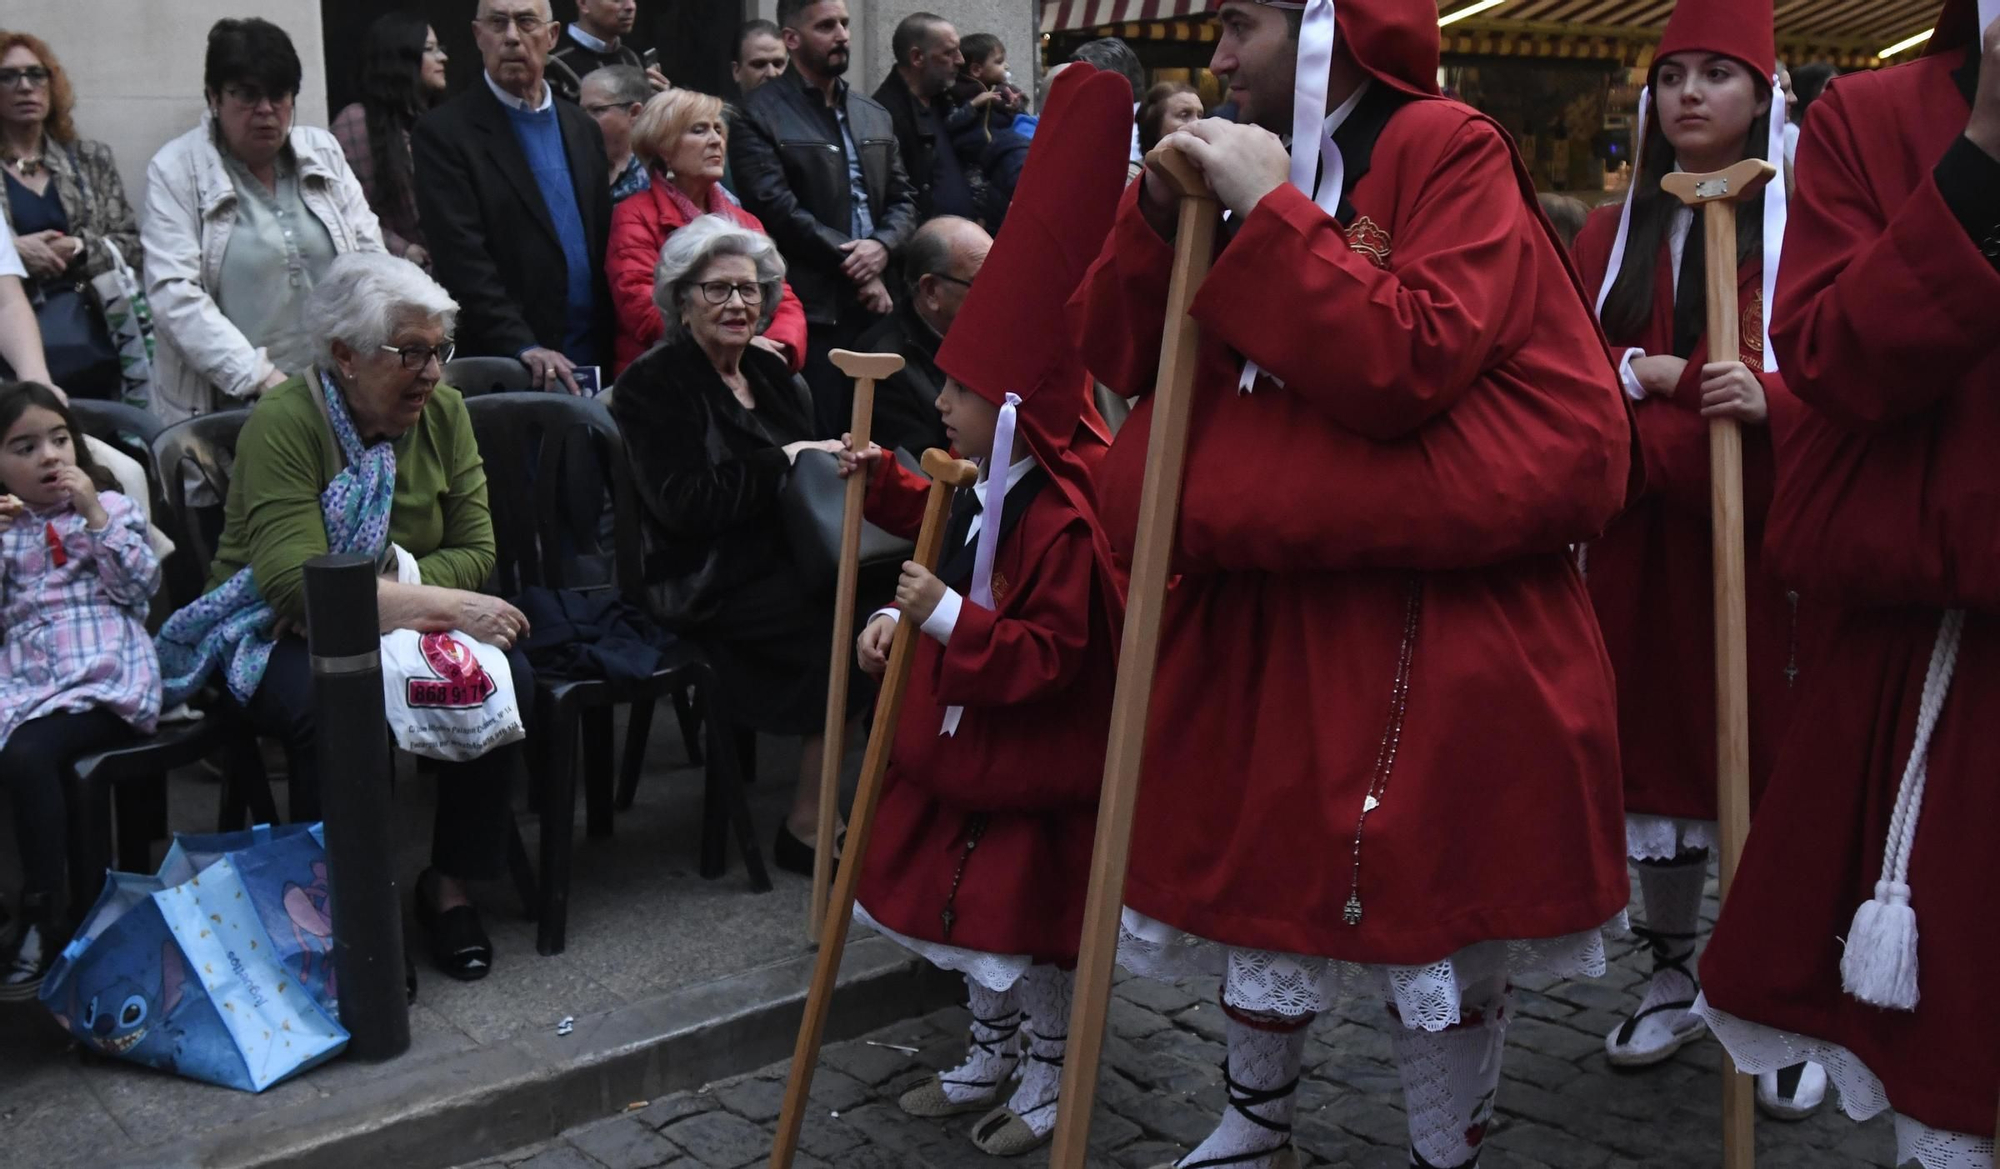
[729,0,919,436]
[548,0,668,103]
[854,215,988,458]
[873,12,978,224]
[415,0,612,394]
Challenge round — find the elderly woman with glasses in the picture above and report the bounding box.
[161,252,529,981]
[142,17,383,425]
[611,214,868,878]
[606,88,807,376]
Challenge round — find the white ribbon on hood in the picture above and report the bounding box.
[942,391,1022,736]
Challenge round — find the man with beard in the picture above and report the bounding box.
[875,12,978,223]
[730,0,918,437]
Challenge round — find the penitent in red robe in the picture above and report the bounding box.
[1071,91,1634,967]
[1698,33,2000,1142]
[1571,211,1820,833]
[852,453,1118,965]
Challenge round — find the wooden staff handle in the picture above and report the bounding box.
[1664,156,1775,1169]
[1048,142,1221,1168]
[809,350,904,940]
[769,447,980,1169]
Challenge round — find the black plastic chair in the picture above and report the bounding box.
[442,356,535,397]
[464,393,770,956]
[59,405,272,909]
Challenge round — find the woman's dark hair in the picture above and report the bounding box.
[1137,81,1199,154]
[0,383,117,495]
[204,17,304,101]
[960,33,1003,70]
[359,12,437,231]
[1599,69,1770,348]
[1790,62,1836,121]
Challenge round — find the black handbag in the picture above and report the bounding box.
[780,448,915,594]
[28,274,122,398]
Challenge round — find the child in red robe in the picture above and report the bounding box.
[1695,2,2000,1165]
[1069,2,1633,1166]
[837,64,1130,1159]
[1570,0,1828,1118]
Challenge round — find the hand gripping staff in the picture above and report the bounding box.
[808,349,905,940]
[1047,142,1222,1168]
[1660,157,1778,1169]
[769,448,982,1168]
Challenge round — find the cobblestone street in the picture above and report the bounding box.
[471,891,1902,1169]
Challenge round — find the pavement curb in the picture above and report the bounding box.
[115,935,956,1169]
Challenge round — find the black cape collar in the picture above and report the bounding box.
[936,466,1049,588]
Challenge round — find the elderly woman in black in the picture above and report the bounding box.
[611,214,860,877]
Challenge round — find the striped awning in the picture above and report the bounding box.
[1041,0,1944,62]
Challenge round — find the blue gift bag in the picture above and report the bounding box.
[41,823,348,1092]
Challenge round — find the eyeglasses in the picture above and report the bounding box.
[220,85,294,111]
[582,103,632,118]
[479,13,548,36]
[697,281,766,306]
[931,272,974,290]
[0,67,51,90]
[380,341,455,371]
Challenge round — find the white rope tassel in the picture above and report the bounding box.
[942,392,1021,737]
[1840,608,1966,1011]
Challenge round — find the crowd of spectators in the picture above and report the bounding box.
[0,0,1150,997]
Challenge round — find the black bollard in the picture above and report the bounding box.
[304,552,411,1061]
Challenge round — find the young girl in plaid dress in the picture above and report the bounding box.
[0,382,162,1000]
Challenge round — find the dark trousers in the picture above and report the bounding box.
[1,709,138,895]
[803,316,872,439]
[242,638,529,882]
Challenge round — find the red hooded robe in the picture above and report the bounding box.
[1699,0,2000,1139]
[852,66,1130,965]
[1070,0,1633,965]
[1571,0,1823,830]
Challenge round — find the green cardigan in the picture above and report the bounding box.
[206,374,495,623]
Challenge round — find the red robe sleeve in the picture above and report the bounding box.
[1771,83,2000,433]
[861,455,933,540]
[1192,120,1530,442]
[1640,345,1794,522]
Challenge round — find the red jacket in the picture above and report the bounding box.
[606,178,808,376]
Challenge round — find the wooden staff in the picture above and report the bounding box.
[769,448,982,1169]
[1048,143,1220,1167]
[1662,157,1778,1169]
[809,350,905,940]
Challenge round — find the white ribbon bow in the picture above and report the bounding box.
[942,392,1022,736]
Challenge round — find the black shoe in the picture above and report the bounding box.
[0,892,63,1003]
[772,825,846,878]
[415,870,493,982]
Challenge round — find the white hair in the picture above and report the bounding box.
[652,215,787,347]
[307,252,459,370]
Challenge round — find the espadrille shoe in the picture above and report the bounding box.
[1146,1147,1300,1169]
[969,1103,1055,1157]
[897,1071,1012,1118]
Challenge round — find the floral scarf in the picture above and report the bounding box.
[157,371,398,705]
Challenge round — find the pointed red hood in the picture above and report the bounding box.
[1229,0,1441,98]
[1929,0,1983,53]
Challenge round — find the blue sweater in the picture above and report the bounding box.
[504,101,598,364]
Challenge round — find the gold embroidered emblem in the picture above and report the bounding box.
[1346,216,1393,269]
[991,570,1012,606]
[1740,292,1765,363]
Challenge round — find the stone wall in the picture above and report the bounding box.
[11,0,329,203]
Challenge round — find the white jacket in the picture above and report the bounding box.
[141,116,384,423]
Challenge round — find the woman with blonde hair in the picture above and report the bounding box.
[606,88,805,376]
[0,30,143,399]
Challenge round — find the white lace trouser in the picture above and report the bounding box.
[1696,996,1995,1169]
[1117,907,1618,1031]
[1625,813,1717,862]
[853,901,1032,992]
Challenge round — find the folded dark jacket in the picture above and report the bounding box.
[514,586,673,684]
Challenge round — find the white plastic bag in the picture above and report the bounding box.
[379,547,526,762]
